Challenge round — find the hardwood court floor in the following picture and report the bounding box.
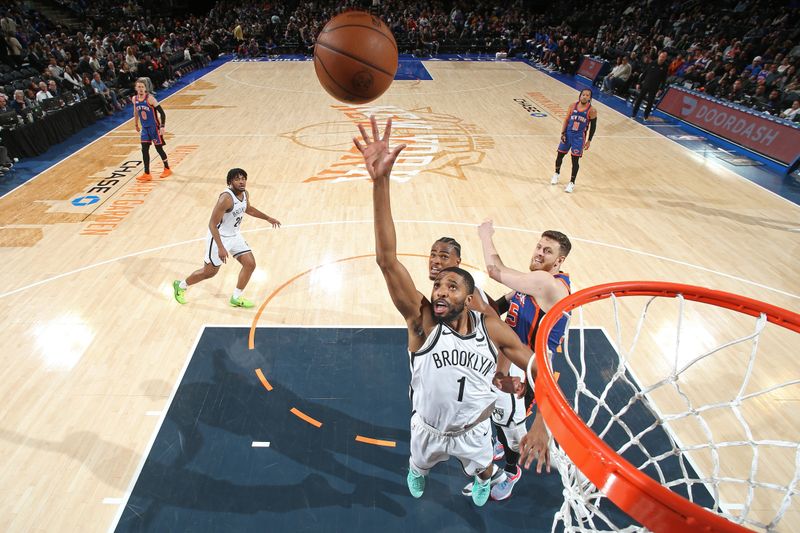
[0,60,797,531]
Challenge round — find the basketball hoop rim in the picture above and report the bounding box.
[534,281,800,533]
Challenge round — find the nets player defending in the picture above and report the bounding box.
[478,220,572,476]
[355,116,548,506]
[133,77,171,182]
[172,168,281,308]
[550,88,597,193]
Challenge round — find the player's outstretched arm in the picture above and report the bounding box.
[483,312,535,378]
[245,204,281,228]
[354,117,422,321]
[479,220,555,300]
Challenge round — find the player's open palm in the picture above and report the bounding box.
[353,116,406,181]
[519,422,551,473]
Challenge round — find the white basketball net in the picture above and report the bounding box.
[527,291,800,532]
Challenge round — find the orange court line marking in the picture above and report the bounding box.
[355,435,397,448]
[290,407,322,428]
[248,253,480,349]
[255,368,273,391]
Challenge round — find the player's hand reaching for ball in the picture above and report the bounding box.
[478,220,495,240]
[353,116,406,182]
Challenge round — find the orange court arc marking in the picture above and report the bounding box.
[248,252,480,349]
[355,435,397,447]
[255,368,273,391]
[290,407,322,428]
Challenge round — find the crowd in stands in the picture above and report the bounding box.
[1,0,798,172]
[221,0,799,121]
[522,0,800,121]
[0,0,221,143]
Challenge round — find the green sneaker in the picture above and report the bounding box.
[406,468,425,498]
[229,296,255,308]
[173,280,186,304]
[472,475,491,507]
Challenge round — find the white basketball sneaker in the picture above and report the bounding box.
[492,440,505,462]
[461,465,506,497]
[491,465,522,501]
[565,182,575,193]
[550,172,560,185]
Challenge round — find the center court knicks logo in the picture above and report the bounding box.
[282,105,495,183]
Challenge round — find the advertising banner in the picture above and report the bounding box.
[657,87,800,165]
[576,56,605,82]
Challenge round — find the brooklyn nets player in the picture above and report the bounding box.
[354,116,547,506]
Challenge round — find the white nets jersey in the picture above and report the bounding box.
[409,310,498,432]
[217,188,247,237]
[491,362,527,427]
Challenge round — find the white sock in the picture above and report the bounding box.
[179,280,188,290]
[233,288,243,299]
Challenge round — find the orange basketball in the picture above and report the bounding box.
[313,11,398,104]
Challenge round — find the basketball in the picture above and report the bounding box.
[313,11,398,104]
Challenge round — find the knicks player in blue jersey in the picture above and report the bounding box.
[550,88,597,193]
[133,78,171,182]
[478,219,572,484]
[355,116,549,507]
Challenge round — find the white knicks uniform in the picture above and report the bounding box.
[408,310,498,476]
[205,189,251,267]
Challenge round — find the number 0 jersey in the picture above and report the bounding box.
[134,94,160,129]
[217,188,247,237]
[409,310,498,432]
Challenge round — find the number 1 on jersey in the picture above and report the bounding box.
[457,376,465,402]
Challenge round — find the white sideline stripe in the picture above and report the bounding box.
[251,441,271,448]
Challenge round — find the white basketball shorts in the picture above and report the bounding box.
[409,412,493,477]
[205,232,251,267]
